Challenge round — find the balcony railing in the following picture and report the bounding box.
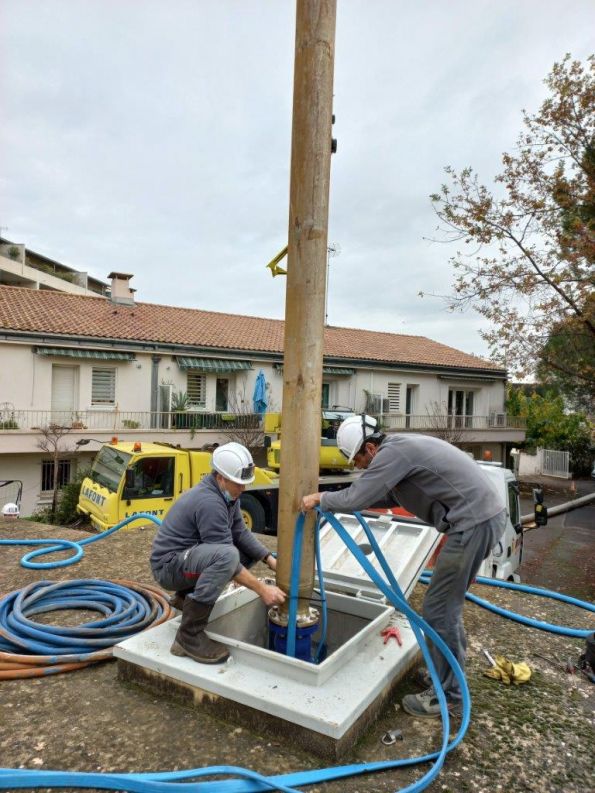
[0,409,526,434]
[0,409,263,433]
[379,413,526,432]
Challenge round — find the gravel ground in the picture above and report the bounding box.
[1,517,593,793]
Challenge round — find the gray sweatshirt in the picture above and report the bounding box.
[150,473,269,571]
[320,434,505,533]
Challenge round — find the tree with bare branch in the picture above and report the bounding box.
[219,378,275,455]
[424,401,468,446]
[428,55,594,400]
[37,424,74,521]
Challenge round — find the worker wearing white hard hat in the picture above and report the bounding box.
[302,414,507,719]
[151,442,285,665]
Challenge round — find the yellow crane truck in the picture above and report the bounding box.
[77,439,356,534]
[264,409,356,472]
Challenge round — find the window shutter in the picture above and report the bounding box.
[92,368,116,404]
[388,382,401,412]
[187,373,206,407]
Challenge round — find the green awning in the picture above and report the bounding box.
[177,357,253,373]
[273,363,354,376]
[323,367,355,376]
[35,347,135,361]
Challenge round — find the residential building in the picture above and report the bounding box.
[0,237,108,297]
[0,275,525,516]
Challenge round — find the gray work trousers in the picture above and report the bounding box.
[422,509,507,702]
[153,544,256,606]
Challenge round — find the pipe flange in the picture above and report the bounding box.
[268,605,320,628]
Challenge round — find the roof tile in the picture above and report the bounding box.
[0,286,504,373]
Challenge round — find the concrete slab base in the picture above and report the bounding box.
[115,601,420,759]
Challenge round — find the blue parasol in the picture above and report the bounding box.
[252,369,268,414]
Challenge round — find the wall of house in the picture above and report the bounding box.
[0,452,82,517]
[1,343,506,419]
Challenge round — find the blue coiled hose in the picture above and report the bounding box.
[0,512,162,569]
[0,578,174,679]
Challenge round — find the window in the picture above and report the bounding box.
[508,481,521,534]
[125,456,175,500]
[448,389,474,428]
[92,367,116,405]
[321,382,330,408]
[387,382,401,412]
[41,459,72,492]
[187,372,206,407]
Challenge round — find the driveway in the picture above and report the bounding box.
[520,479,594,600]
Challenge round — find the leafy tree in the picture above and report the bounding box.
[536,293,595,413]
[507,387,593,475]
[430,55,595,397]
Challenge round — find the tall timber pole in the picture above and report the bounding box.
[275,1,337,621]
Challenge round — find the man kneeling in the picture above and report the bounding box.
[151,442,285,664]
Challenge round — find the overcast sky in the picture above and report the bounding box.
[1,1,593,363]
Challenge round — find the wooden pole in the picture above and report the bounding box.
[275,0,337,618]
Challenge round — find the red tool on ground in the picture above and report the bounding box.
[381,626,403,646]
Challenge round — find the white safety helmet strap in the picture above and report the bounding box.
[212,442,255,485]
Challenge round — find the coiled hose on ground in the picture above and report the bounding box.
[0,578,174,679]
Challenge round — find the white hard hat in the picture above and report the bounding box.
[212,442,255,484]
[337,414,379,463]
[2,502,20,518]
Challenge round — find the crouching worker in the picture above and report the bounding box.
[151,442,286,664]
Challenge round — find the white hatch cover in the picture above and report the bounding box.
[317,511,441,601]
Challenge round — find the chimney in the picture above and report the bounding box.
[107,272,135,306]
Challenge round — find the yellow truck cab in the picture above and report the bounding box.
[77,440,281,533]
[264,408,356,472]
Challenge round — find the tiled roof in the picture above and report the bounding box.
[0,286,505,374]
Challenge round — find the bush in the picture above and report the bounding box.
[54,468,91,525]
[27,468,91,526]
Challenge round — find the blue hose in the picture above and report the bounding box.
[0,513,162,569]
[420,571,594,638]
[0,579,174,678]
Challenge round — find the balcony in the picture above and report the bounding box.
[0,405,526,440]
[0,408,263,434]
[379,413,527,432]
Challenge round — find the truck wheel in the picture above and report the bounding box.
[240,494,266,533]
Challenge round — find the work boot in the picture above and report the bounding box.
[401,687,461,719]
[169,589,192,611]
[170,598,229,664]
